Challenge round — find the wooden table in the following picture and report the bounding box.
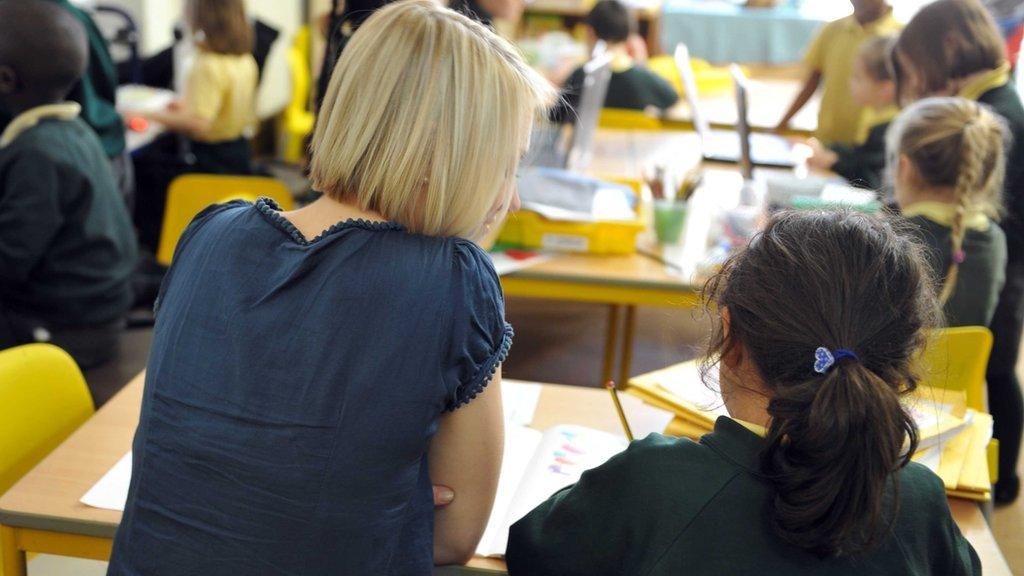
[0,373,1012,575]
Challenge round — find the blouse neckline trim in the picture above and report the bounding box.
[254,197,405,245]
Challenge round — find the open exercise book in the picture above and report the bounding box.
[475,424,627,557]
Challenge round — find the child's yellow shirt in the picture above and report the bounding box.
[804,9,902,146]
[185,51,258,144]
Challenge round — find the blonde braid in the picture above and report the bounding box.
[940,114,997,304]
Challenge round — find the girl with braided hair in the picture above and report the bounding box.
[893,0,1024,505]
[890,96,1008,328]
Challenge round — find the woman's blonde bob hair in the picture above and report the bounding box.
[310,0,555,238]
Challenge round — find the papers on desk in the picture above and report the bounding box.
[502,380,543,426]
[517,168,637,223]
[489,249,551,276]
[80,451,131,512]
[475,425,628,557]
[628,361,995,501]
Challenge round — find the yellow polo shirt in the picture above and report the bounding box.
[804,10,902,146]
[184,51,258,144]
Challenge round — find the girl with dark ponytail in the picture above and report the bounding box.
[507,210,980,575]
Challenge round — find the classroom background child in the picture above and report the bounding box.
[0,0,131,203]
[107,2,553,574]
[893,0,1024,505]
[550,0,678,123]
[889,97,1008,328]
[507,210,978,575]
[777,0,900,146]
[0,0,136,368]
[132,0,259,250]
[807,35,896,191]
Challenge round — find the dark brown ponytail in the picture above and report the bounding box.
[702,210,939,557]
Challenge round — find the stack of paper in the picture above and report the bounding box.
[627,361,994,501]
[626,361,727,439]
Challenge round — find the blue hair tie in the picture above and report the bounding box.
[814,347,859,374]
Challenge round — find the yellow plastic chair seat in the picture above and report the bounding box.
[156,174,295,266]
[0,344,94,496]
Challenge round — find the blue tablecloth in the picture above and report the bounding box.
[661,0,841,65]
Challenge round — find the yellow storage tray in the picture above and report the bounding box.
[499,175,645,255]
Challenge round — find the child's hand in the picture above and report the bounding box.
[806,138,838,170]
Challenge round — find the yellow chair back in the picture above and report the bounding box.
[598,108,663,130]
[156,175,295,266]
[919,326,992,412]
[0,344,94,496]
[282,26,316,164]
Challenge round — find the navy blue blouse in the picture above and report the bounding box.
[108,198,511,575]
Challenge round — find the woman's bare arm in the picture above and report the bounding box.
[429,369,505,565]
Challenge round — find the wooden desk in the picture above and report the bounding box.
[0,373,1012,575]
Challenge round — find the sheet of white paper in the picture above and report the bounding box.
[476,425,545,557]
[480,425,628,557]
[80,451,132,511]
[489,251,551,276]
[657,363,730,420]
[914,447,943,474]
[502,380,543,427]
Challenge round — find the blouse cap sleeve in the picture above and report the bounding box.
[443,240,513,411]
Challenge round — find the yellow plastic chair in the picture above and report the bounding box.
[919,326,992,412]
[598,108,663,130]
[156,175,295,266]
[918,326,999,483]
[281,26,315,164]
[0,344,94,497]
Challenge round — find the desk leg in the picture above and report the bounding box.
[618,306,637,388]
[601,305,621,385]
[1,526,28,576]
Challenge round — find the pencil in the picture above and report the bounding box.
[605,380,634,441]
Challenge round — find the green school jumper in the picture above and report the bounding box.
[905,212,1007,327]
[507,417,980,576]
[552,64,679,123]
[0,107,136,329]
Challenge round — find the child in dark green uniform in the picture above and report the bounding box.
[550,0,677,123]
[889,97,1007,328]
[507,210,979,575]
[893,0,1024,504]
[0,0,137,368]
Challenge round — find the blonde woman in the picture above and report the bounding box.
[890,96,1008,327]
[108,2,553,574]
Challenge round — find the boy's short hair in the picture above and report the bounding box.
[0,0,88,100]
[585,0,636,44]
[858,36,896,82]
